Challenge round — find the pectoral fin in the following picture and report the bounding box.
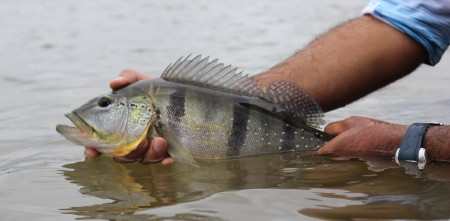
[155,127,199,167]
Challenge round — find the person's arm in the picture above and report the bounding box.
[256,15,450,161]
[255,15,426,112]
[86,15,444,164]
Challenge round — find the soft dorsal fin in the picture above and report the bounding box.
[261,81,324,128]
[161,55,324,127]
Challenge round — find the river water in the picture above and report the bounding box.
[1,0,450,220]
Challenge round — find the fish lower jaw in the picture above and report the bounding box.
[107,143,139,156]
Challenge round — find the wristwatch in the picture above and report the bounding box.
[395,123,443,166]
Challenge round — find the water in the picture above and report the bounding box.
[1,0,450,220]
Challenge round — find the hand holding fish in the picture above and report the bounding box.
[319,117,450,162]
[83,69,173,165]
[318,116,408,159]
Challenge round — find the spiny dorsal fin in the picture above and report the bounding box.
[161,55,324,127]
[261,81,325,128]
[161,54,261,97]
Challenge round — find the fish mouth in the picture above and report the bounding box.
[56,112,94,137]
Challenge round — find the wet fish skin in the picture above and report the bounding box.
[56,55,333,165]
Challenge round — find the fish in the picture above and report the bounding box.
[56,55,334,166]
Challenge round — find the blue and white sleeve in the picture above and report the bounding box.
[363,0,450,65]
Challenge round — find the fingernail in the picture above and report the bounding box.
[153,140,165,152]
[113,76,125,81]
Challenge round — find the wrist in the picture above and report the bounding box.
[395,123,443,167]
[423,125,450,162]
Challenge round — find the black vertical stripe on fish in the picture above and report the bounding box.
[167,89,186,125]
[227,104,249,157]
[281,123,295,151]
[203,96,218,120]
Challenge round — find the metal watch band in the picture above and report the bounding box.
[397,123,442,162]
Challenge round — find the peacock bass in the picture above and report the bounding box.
[56,55,333,166]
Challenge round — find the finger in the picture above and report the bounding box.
[161,158,175,165]
[109,69,154,90]
[113,139,149,163]
[324,119,351,135]
[317,139,336,155]
[140,137,168,164]
[109,69,140,90]
[84,147,102,158]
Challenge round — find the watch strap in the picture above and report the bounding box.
[397,123,442,162]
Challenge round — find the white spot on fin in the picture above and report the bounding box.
[261,81,325,128]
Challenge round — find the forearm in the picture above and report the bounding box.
[255,15,427,112]
[425,126,450,162]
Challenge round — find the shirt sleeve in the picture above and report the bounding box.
[362,0,450,66]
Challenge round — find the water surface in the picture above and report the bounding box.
[1,0,450,220]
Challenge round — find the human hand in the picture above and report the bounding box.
[84,69,173,165]
[318,116,408,159]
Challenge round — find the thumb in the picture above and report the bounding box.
[109,69,142,90]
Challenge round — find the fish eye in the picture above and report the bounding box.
[97,96,112,108]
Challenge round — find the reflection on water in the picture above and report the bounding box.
[61,154,450,220]
[61,154,320,219]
